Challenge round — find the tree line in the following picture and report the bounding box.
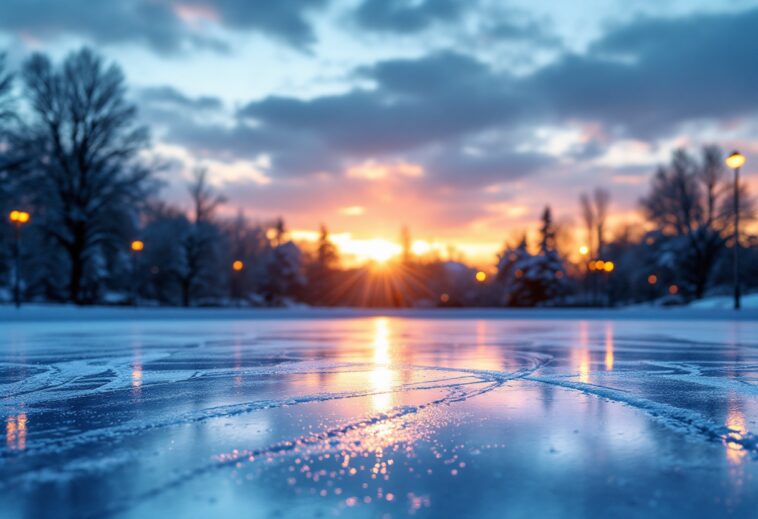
[0,48,756,307]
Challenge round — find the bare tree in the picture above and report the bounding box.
[174,168,225,306]
[579,193,595,258]
[640,146,754,298]
[0,53,18,192]
[19,48,153,303]
[401,226,411,264]
[0,53,13,126]
[593,188,611,258]
[189,167,226,224]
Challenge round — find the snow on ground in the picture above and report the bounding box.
[690,293,758,309]
[1,303,757,322]
[1,314,757,518]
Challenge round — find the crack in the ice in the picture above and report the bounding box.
[523,375,758,457]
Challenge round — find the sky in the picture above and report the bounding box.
[2,0,758,266]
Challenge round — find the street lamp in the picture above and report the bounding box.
[130,240,144,306]
[8,210,31,308]
[725,151,746,310]
[231,260,245,306]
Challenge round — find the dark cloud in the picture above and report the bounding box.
[527,9,758,136]
[0,0,328,53]
[239,52,531,158]
[353,0,464,34]
[139,86,223,111]
[189,0,327,49]
[148,8,758,189]
[485,18,562,48]
[424,147,556,188]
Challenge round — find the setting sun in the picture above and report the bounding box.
[359,238,402,264]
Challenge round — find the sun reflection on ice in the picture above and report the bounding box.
[725,403,747,465]
[371,318,396,411]
[604,323,615,372]
[575,321,591,383]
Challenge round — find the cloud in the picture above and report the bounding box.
[484,17,562,48]
[353,0,464,34]
[142,7,758,198]
[238,51,531,158]
[182,0,329,49]
[527,8,758,137]
[139,86,223,111]
[0,0,329,53]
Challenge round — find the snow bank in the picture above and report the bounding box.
[689,293,758,310]
[0,304,756,323]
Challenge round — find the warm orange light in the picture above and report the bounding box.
[9,210,30,224]
[669,284,679,295]
[440,293,450,303]
[361,238,401,264]
[232,260,244,271]
[475,271,487,283]
[595,260,605,271]
[579,245,589,256]
[648,274,657,284]
[725,151,746,170]
[131,240,144,252]
[603,261,614,272]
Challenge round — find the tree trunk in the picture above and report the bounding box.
[68,225,87,304]
[181,279,190,307]
[69,248,83,304]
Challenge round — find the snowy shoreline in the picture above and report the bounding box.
[0,304,756,322]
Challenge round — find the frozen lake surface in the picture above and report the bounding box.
[1,313,757,518]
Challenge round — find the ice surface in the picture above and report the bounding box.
[1,312,757,518]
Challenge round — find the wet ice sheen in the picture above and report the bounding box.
[1,317,757,518]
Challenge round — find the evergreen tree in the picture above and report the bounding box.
[539,206,556,254]
[317,224,338,270]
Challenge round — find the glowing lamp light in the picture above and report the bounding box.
[130,240,144,252]
[579,245,589,256]
[725,151,746,170]
[440,293,450,303]
[648,274,657,284]
[475,271,487,283]
[603,261,615,273]
[9,210,30,224]
[669,285,679,295]
[232,260,244,272]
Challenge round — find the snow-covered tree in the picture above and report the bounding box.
[263,239,305,306]
[15,48,154,303]
[640,147,755,298]
[497,208,570,307]
[174,169,225,306]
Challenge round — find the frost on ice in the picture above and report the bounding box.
[1,316,757,518]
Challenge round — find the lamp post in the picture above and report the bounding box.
[8,210,31,308]
[130,240,144,306]
[232,260,244,306]
[725,151,746,310]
